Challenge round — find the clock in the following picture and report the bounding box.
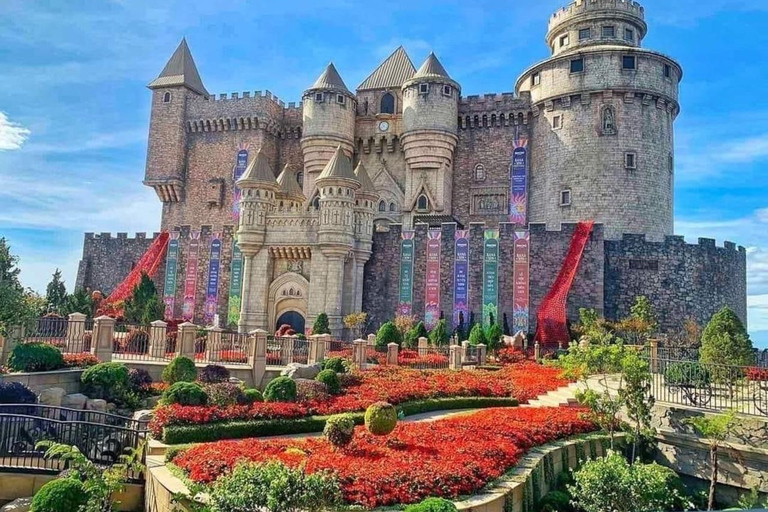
[378,121,389,132]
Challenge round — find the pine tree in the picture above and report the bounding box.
[124,273,163,324]
[469,323,487,346]
[484,323,503,352]
[0,238,30,334]
[405,321,428,348]
[64,288,95,317]
[503,313,511,336]
[312,312,331,335]
[454,311,466,341]
[45,269,68,314]
[428,319,449,346]
[701,306,754,368]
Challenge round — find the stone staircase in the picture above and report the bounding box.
[522,375,623,409]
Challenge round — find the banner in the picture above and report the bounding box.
[162,232,181,320]
[509,139,528,225]
[452,230,470,328]
[513,230,531,334]
[397,231,415,317]
[203,233,222,324]
[424,230,441,330]
[227,241,244,327]
[482,229,500,327]
[232,144,249,222]
[181,231,201,322]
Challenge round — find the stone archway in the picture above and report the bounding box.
[276,310,305,334]
[268,272,309,335]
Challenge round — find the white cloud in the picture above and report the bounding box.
[0,112,30,150]
[720,133,768,163]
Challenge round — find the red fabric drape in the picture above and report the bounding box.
[104,232,170,305]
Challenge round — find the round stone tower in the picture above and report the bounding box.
[301,63,356,199]
[401,53,460,218]
[516,0,682,241]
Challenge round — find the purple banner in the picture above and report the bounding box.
[452,230,470,328]
[424,230,441,330]
[232,145,249,222]
[509,139,528,225]
[204,233,222,324]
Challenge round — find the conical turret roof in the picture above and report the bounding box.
[309,62,350,93]
[353,161,377,195]
[238,149,277,186]
[317,147,359,183]
[414,52,451,80]
[357,46,416,91]
[276,165,306,199]
[148,38,209,96]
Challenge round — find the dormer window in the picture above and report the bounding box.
[419,83,429,94]
[416,194,429,211]
[163,92,171,103]
[315,92,324,102]
[336,94,345,105]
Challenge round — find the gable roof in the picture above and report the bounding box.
[317,146,359,183]
[413,52,451,80]
[238,149,277,186]
[309,63,351,93]
[276,165,306,199]
[148,38,209,96]
[357,46,416,91]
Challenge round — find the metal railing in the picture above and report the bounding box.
[365,345,388,365]
[325,339,353,360]
[21,317,93,354]
[112,322,154,361]
[266,336,309,366]
[399,346,450,370]
[194,330,251,366]
[463,345,479,366]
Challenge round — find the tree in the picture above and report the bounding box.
[630,295,657,333]
[393,314,416,338]
[484,323,503,353]
[123,273,164,324]
[375,321,402,349]
[45,269,68,314]
[502,313,511,336]
[701,307,754,368]
[685,410,737,511]
[343,312,368,339]
[405,321,428,348]
[64,288,95,317]
[428,319,449,347]
[619,350,655,463]
[312,312,331,335]
[468,323,487,346]
[453,311,466,342]
[0,238,43,334]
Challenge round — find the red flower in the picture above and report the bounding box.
[747,367,768,382]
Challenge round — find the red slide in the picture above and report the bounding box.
[535,221,594,345]
[104,232,170,305]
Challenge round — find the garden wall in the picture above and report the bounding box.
[0,369,84,394]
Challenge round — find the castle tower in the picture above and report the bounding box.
[276,164,306,210]
[301,63,356,200]
[308,147,361,335]
[236,149,279,332]
[144,38,209,205]
[401,53,460,221]
[351,161,379,312]
[516,0,681,240]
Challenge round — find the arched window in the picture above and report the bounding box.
[389,202,396,212]
[378,200,386,212]
[296,171,304,188]
[312,195,320,209]
[380,93,395,114]
[474,163,486,181]
[417,195,428,211]
[163,92,171,103]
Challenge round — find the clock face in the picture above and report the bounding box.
[378,121,389,132]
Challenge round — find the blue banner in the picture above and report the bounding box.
[509,140,528,225]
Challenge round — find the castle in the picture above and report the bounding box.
[76,0,747,338]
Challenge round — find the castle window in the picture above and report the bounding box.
[474,163,486,181]
[379,200,386,212]
[624,28,635,42]
[602,25,615,38]
[602,106,616,135]
[419,83,429,94]
[163,92,171,103]
[296,171,304,188]
[380,93,395,114]
[668,154,674,173]
[559,34,569,47]
[560,189,572,206]
[579,28,591,40]
[552,115,563,130]
[664,64,672,78]
[389,202,396,212]
[531,72,541,86]
[315,92,324,102]
[417,194,429,211]
[312,195,320,209]
[623,55,637,70]
[570,58,584,73]
[337,94,345,105]
[443,85,452,96]
[625,151,637,169]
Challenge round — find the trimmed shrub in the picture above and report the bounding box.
[31,478,89,512]
[162,356,197,384]
[205,383,246,407]
[81,362,130,401]
[323,413,355,448]
[701,307,755,372]
[539,490,574,512]
[468,324,487,346]
[375,321,402,349]
[484,323,503,351]
[0,381,37,404]
[263,376,297,402]
[243,388,263,404]
[312,313,331,335]
[199,364,230,384]
[127,367,153,392]
[405,322,428,349]
[428,319,449,347]
[161,382,208,406]
[322,357,346,374]
[296,379,330,402]
[8,343,64,372]
[364,401,397,436]
[404,497,458,512]
[665,361,711,388]
[315,369,341,395]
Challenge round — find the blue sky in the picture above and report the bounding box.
[1,0,767,346]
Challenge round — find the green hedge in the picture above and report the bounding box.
[161,396,518,444]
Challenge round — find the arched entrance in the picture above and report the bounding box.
[276,311,305,334]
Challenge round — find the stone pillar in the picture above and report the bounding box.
[249,329,267,388]
[649,339,659,373]
[449,345,462,370]
[323,256,346,336]
[91,315,115,362]
[280,336,294,365]
[534,341,541,360]
[66,312,87,352]
[178,322,197,360]
[239,251,271,333]
[367,334,376,346]
[477,344,487,366]
[238,254,254,333]
[308,335,326,365]
[353,339,367,370]
[418,337,429,350]
[206,326,224,362]
[461,340,469,361]
[387,342,399,366]
[148,320,168,359]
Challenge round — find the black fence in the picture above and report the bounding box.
[21,316,93,354]
[399,346,450,370]
[266,336,309,365]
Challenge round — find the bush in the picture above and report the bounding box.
[364,401,397,436]
[199,364,230,384]
[403,497,458,512]
[322,357,346,374]
[539,490,573,512]
[242,388,263,404]
[31,478,89,512]
[701,307,754,372]
[429,319,450,347]
[323,413,355,448]
[315,369,341,395]
[127,367,153,392]
[263,376,297,402]
[0,381,37,404]
[81,362,130,401]
[8,343,64,372]
[161,382,208,406]
[312,313,331,335]
[209,462,341,512]
[664,361,711,387]
[484,323,503,351]
[376,321,402,349]
[468,324,487,346]
[296,379,330,402]
[205,383,246,407]
[405,322,428,349]
[162,356,197,384]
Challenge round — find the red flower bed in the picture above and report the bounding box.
[173,406,595,508]
[62,352,100,368]
[397,349,449,367]
[747,367,768,382]
[149,362,568,437]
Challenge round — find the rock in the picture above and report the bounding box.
[141,395,160,409]
[37,387,66,407]
[133,409,154,423]
[280,363,321,380]
[86,398,107,412]
[0,497,32,512]
[106,402,117,412]
[61,393,87,410]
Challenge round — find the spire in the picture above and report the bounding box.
[353,161,376,195]
[238,149,277,186]
[148,38,209,96]
[276,165,306,200]
[310,62,351,93]
[318,146,359,183]
[414,52,451,80]
[357,46,416,91]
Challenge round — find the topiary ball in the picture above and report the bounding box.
[263,376,297,402]
[162,356,197,384]
[364,401,398,436]
[161,382,207,406]
[31,478,89,512]
[242,388,263,404]
[315,369,341,395]
[322,357,346,374]
[81,362,130,401]
[323,413,355,448]
[403,497,458,512]
[198,364,230,384]
[8,343,64,373]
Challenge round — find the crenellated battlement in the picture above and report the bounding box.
[84,232,162,241]
[613,232,746,253]
[549,0,644,32]
[199,89,303,111]
[458,93,532,130]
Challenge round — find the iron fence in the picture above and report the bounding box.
[325,339,353,360]
[399,346,450,370]
[21,317,92,354]
[112,322,154,361]
[266,336,309,365]
[463,345,479,366]
[194,330,251,366]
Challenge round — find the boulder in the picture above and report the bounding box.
[228,376,244,385]
[61,393,87,410]
[86,398,107,412]
[0,497,32,512]
[141,395,160,409]
[106,402,117,412]
[133,409,154,423]
[280,363,321,380]
[37,387,66,407]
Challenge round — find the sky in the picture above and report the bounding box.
[0,0,767,347]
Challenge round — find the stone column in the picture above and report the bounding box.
[238,254,255,334]
[534,341,541,361]
[239,251,271,333]
[178,322,197,360]
[323,256,346,336]
[353,339,367,370]
[387,342,399,366]
[317,333,331,358]
[148,320,168,359]
[418,337,429,350]
[367,334,376,346]
[91,315,115,362]
[280,336,294,365]
[308,335,319,365]
[477,344,487,365]
[66,312,87,353]
[206,326,224,362]
[353,260,366,313]
[461,340,469,362]
[249,329,267,388]
[449,345,462,370]
[649,339,659,373]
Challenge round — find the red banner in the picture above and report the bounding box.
[424,229,441,330]
[182,231,201,322]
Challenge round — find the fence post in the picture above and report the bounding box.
[148,320,168,359]
[281,336,294,365]
[649,338,659,373]
[178,322,197,360]
[206,326,224,362]
[353,339,367,370]
[477,343,487,365]
[534,341,541,361]
[249,329,267,388]
[461,340,469,363]
[67,312,87,353]
[449,345,462,370]
[387,342,399,366]
[367,333,376,346]
[91,316,115,362]
[418,337,428,351]
[317,334,330,361]
[308,335,322,365]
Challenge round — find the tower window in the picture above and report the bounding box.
[668,154,674,173]
[296,171,304,188]
[559,34,569,47]
[163,92,171,103]
[624,28,635,42]
[625,152,637,169]
[623,55,637,70]
[570,58,584,73]
[389,202,396,212]
[416,194,429,211]
[378,200,386,212]
[380,92,395,114]
[602,26,615,38]
[312,195,320,209]
[443,85,452,96]
[560,190,572,206]
[474,163,486,181]
[419,83,429,94]
[579,28,591,40]
[552,115,563,130]
[337,94,345,105]
[315,92,324,102]
[532,72,541,86]
[664,64,672,78]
